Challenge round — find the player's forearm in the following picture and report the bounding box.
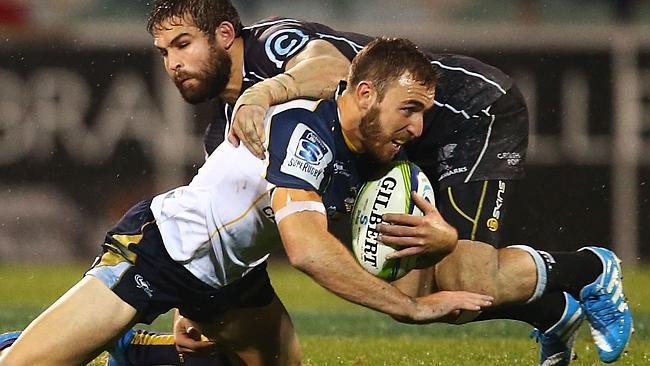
[238,56,348,109]
[281,222,417,319]
[280,54,350,101]
[235,51,350,113]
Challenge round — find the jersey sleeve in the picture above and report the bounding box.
[264,104,335,192]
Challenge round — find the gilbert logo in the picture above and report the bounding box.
[134,274,154,298]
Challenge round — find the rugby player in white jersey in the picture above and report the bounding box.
[152,1,632,365]
[1,1,633,365]
[0,37,497,366]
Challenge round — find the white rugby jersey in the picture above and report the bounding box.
[150,99,363,288]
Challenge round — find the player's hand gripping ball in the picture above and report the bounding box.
[351,161,435,281]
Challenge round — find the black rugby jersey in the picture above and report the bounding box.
[204,18,517,183]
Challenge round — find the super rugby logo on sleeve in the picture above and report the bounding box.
[281,123,332,189]
[264,29,310,68]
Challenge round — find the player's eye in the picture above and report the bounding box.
[178,42,189,49]
[401,107,415,116]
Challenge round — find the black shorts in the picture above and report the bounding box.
[86,199,276,324]
[436,179,516,247]
[406,84,528,189]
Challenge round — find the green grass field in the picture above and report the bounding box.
[1,263,648,365]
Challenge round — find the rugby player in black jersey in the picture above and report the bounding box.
[161,2,631,365]
[1,1,633,365]
[144,2,573,365]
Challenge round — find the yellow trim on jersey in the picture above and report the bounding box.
[470,181,490,240]
[130,332,176,346]
[341,129,360,153]
[208,191,270,240]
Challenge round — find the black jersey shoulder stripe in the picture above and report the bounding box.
[247,71,267,81]
[315,32,366,53]
[464,113,496,183]
[433,100,472,119]
[431,60,507,95]
[243,18,303,30]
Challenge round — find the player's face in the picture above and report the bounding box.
[360,74,435,162]
[153,16,231,104]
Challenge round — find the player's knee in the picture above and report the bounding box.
[435,240,501,297]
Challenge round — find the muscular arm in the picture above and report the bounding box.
[229,40,351,157]
[273,188,493,323]
[279,39,351,100]
[274,188,417,320]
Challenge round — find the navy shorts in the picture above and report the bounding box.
[86,199,276,324]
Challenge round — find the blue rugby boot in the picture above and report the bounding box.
[0,331,21,351]
[107,328,135,366]
[531,293,585,366]
[579,246,633,363]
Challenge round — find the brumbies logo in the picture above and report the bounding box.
[264,29,309,68]
[281,123,333,189]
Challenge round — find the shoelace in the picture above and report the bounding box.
[584,288,624,326]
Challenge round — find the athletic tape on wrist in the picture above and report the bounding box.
[507,244,547,303]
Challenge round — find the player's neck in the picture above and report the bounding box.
[221,37,245,104]
[337,93,363,154]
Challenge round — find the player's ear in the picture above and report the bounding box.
[355,81,377,111]
[215,21,236,50]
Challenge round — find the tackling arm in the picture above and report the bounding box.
[228,40,351,157]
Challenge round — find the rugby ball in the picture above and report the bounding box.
[351,161,435,281]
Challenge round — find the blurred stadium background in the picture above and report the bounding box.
[2,1,650,364]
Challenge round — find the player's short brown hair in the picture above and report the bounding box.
[348,37,439,100]
[147,0,243,37]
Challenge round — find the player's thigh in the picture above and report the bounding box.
[199,294,301,366]
[392,268,435,297]
[432,240,536,305]
[0,275,137,366]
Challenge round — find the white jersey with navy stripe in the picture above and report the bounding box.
[151,141,276,288]
[150,98,352,289]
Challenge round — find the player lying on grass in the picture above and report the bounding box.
[5,1,632,365]
[142,2,614,366]
[0,38,496,366]
[2,37,633,365]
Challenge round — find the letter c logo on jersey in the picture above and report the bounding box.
[265,29,310,68]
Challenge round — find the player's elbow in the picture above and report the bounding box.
[286,249,318,273]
